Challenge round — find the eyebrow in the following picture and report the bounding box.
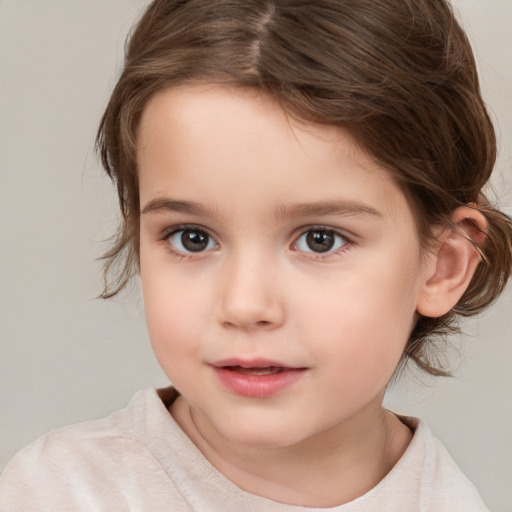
[275,200,382,220]
[140,198,215,217]
[140,197,382,220]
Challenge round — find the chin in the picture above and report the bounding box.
[211,413,318,450]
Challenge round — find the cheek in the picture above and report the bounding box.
[140,260,210,362]
[142,283,212,390]
[292,258,420,370]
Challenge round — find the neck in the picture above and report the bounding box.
[170,395,412,507]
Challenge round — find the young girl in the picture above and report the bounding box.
[1,0,511,510]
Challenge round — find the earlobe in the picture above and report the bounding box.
[416,206,487,318]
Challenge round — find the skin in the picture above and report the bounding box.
[136,85,482,507]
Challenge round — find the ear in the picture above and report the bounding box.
[416,206,487,318]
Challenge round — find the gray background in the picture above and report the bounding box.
[1,1,511,510]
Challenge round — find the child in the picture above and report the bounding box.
[1,0,511,510]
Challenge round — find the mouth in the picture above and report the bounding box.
[210,359,307,398]
[224,366,287,376]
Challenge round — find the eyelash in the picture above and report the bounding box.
[159,224,219,261]
[292,225,353,261]
[159,224,354,261]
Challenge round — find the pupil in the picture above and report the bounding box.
[306,230,334,253]
[182,230,208,252]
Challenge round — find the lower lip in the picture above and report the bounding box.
[212,366,306,398]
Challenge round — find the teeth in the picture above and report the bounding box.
[230,366,284,375]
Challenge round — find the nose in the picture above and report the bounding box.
[217,252,285,331]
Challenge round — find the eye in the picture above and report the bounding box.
[294,228,347,254]
[168,228,217,254]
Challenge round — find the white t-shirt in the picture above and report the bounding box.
[0,387,489,511]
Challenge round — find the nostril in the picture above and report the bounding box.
[217,291,285,329]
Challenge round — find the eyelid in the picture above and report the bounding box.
[160,223,219,257]
[292,225,354,259]
[157,223,355,261]
[293,224,354,242]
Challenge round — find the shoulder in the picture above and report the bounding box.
[397,417,490,512]
[0,388,186,511]
[2,412,146,474]
[1,388,152,471]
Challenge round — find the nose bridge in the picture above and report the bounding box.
[217,245,284,329]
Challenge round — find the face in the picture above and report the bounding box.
[138,85,430,449]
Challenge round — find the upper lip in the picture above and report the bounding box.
[210,358,299,369]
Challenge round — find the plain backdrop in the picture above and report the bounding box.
[1,1,511,510]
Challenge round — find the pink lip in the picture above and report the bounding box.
[210,358,307,398]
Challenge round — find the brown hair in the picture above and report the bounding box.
[97,0,512,375]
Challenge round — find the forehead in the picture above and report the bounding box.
[137,85,411,224]
[138,84,347,157]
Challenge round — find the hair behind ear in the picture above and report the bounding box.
[456,200,512,316]
[405,200,512,376]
